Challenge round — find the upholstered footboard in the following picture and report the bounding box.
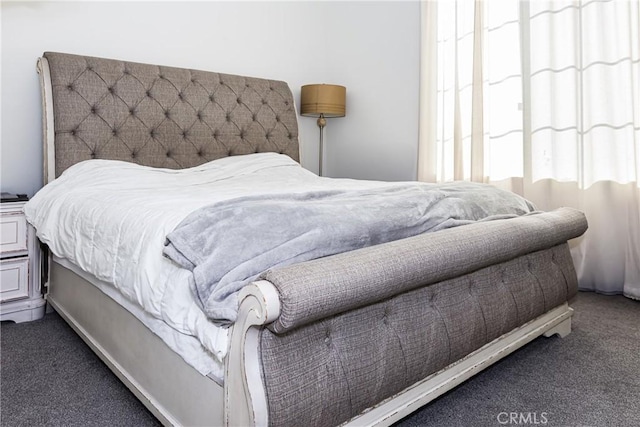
[229,207,587,427]
[261,243,575,426]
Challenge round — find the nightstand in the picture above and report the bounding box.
[0,195,46,322]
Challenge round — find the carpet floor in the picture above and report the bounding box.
[1,292,638,427]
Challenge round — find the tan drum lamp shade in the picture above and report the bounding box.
[300,84,346,176]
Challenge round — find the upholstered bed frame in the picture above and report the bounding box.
[36,52,588,426]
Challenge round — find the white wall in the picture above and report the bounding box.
[1,1,420,196]
[322,1,420,181]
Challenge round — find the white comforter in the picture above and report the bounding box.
[25,153,397,376]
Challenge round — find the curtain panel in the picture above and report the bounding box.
[418,0,640,298]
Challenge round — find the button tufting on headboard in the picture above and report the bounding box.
[42,52,300,177]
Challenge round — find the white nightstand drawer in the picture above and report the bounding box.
[0,257,29,302]
[1,213,28,255]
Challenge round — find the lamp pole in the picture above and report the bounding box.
[317,113,326,176]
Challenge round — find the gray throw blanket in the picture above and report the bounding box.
[163,182,536,323]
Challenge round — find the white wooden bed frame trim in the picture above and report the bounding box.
[36,56,573,427]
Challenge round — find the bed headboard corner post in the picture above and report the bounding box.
[36,56,56,185]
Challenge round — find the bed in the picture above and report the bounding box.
[31,52,588,426]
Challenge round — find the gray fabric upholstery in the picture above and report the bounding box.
[43,52,299,177]
[260,243,578,427]
[263,207,587,333]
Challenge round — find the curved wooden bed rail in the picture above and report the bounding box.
[225,281,280,426]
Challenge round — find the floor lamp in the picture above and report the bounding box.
[300,84,346,176]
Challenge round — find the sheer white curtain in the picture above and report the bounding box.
[418,0,640,299]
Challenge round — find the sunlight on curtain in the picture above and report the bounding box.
[418,0,640,298]
[528,1,639,187]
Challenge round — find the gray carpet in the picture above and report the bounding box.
[1,292,638,427]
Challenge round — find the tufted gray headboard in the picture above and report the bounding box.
[37,52,300,181]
